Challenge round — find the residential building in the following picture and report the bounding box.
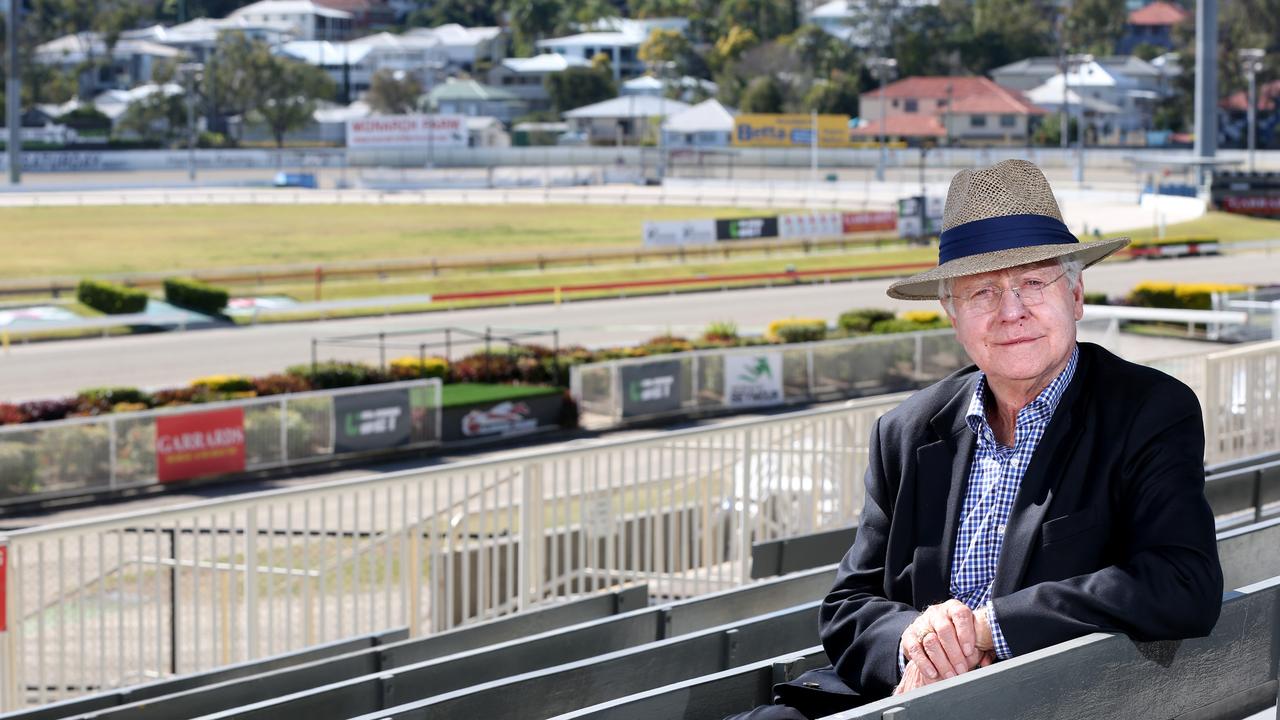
[136,17,294,61]
[489,54,588,111]
[424,78,526,124]
[850,114,946,143]
[858,76,1043,145]
[465,116,511,147]
[1118,1,1190,55]
[403,24,504,73]
[562,94,691,144]
[33,32,184,95]
[349,32,449,89]
[1023,59,1162,139]
[230,0,354,41]
[661,99,735,148]
[991,55,1165,96]
[315,0,396,30]
[1220,79,1280,149]
[807,0,938,46]
[536,18,688,81]
[277,41,376,99]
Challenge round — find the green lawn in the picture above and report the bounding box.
[1118,211,1280,244]
[441,383,562,408]
[0,204,779,280]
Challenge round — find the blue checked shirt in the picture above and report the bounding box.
[952,344,1078,660]
[899,345,1078,674]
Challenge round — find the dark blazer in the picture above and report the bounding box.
[795,342,1223,708]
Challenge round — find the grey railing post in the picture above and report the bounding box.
[244,508,259,661]
[279,397,289,465]
[108,415,119,489]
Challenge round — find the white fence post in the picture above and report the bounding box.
[518,463,544,613]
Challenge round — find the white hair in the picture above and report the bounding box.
[939,256,1085,315]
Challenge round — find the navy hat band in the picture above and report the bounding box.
[937,214,1078,265]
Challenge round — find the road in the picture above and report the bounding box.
[0,251,1272,402]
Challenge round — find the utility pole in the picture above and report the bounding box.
[868,56,897,183]
[1240,49,1264,173]
[7,0,21,185]
[1193,0,1218,186]
[1065,53,1093,183]
[179,63,204,183]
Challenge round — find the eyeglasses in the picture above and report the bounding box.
[950,270,1067,315]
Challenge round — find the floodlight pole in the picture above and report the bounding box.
[1240,49,1265,173]
[7,0,20,185]
[179,62,204,183]
[1065,53,1092,184]
[869,56,896,183]
[1193,0,1218,186]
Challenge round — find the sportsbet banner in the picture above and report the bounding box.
[333,389,412,454]
[733,114,853,148]
[620,360,683,418]
[156,408,247,483]
[724,353,784,407]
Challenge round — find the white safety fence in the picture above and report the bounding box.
[1,340,1278,709]
[0,394,897,709]
[0,379,442,506]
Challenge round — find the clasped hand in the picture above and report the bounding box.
[894,599,995,695]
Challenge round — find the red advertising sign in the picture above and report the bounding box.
[1219,195,1280,217]
[0,546,7,632]
[155,408,247,484]
[842,210,898,234]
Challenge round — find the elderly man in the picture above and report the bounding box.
[731,160,1223,720]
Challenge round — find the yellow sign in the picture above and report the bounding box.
[733,114,853,148]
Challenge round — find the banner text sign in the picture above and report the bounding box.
[156,408,247,483]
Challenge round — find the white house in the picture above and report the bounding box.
[563,94,691,144]
[229,0,354,41]
[424,78,526,124]
[33,32,185,95]
[806,0,937,46]
[661,98,735,148]
[91,83,185,126]
[277,41,376,98]
[488,53,588,111]
[403,24,505,72]
[535,18,686,81]
[349,32,449,89]
[1024,59,1162,138]
[132,17,294,61]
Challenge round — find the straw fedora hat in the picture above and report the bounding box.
[886,159,1130,300]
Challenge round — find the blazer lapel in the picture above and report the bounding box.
[912,379,978,605]
[992,347,1092,598]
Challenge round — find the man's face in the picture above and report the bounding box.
[942,260,1083,387]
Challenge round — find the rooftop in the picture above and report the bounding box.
[663,99,735,133]
[563,94,692,119]
[850,113,946,138]
[231,0,354,20]
[428,78,521,103]
[501,53,588,74]
[864,76,1042,114]
[1128,1,1191,26]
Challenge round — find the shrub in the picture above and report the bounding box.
[558,389,580,429]
[191,374,255,393]
[152,386,199,406]
[900,310,942,324]
[0,403,25,425]
[1128,281,1178,309]
[1084,292,1108,306]
[448,352,519,384]
[837,308,896,333]
[76,386,152,414]
[642,334,694,355]
[164,277,230,315]
[1129,281,1248,310]
[286,361,390,389]
[18,398,78,423]
[252,373,313,396]
[702,320,739,342]
[77,279,148,315]
[389,355,449,381]
[766,317,828,343]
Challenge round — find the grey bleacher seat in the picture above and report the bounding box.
[15,586,645,720]
[751,525,857,579]
[0,628,408,720]
[824,575,1280,720]
[535,515,1280,720]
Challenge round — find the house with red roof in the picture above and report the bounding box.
[855,76,1044,145]
[1118,1,1191,55]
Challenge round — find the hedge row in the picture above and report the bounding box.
[163,277,229,315]
[1129,281,1248,311]
[77,279,148,315]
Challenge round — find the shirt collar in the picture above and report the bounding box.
[966,344,1079,437]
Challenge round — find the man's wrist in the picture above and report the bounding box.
[975,605,995,652]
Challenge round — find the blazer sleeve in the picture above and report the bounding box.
[818,417,918,697]
[990,381,1224,655]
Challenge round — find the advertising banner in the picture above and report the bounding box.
[333,389,413,454]
[733,114,853,148]
[842,210,898,234]
[156,408,247,483]
[642,219,718,247]
[724,353,784,407]
[441,391,563,442]
[897,195,945,238]
[779,212,844,239]
[346,114,467,149]
[715,216,779,241]
[620,360,684,418]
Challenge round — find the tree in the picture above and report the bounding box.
[406,0,499,27]
[117,88,187,145]
[505,0,565,56]
[710,25,758,73]
[804,71,861,116]
[739,75,784,113]
[254,56,335,148]
[1062,0,1127,56]
[545,63,616,113]
[366,69,423,115]
[638,28,692,74]
[716,0,796,43]
[965,0,1055,74]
